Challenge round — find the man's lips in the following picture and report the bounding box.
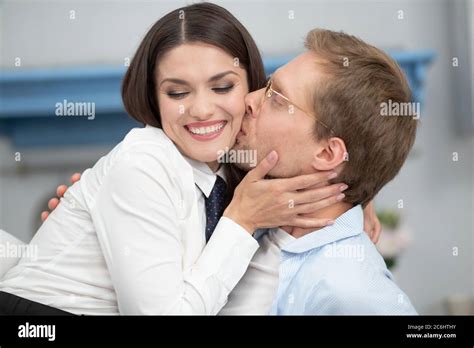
[238,122,248,138]
[238,112,251,137]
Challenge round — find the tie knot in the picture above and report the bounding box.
[211,175,227,196]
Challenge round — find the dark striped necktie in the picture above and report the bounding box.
[205,176,227,242]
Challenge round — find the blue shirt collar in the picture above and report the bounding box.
[281,205,364,254]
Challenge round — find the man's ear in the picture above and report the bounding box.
[312,137,347,171]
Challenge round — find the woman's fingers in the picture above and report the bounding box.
[289,217,334,234]
[40,211,49,222]
[365,214,382,243]
[48,198,59,210]
[293,183,348,205]
[363,201,382,244]
[244,151,278,182]
[371,219,382,244]
[274,171,337,192]
[294,192,346,215]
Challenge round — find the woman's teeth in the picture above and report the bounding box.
[187,122,225,135]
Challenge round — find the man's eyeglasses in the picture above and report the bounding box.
[262,79,336,136]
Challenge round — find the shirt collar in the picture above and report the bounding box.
[182,155,226,198]
[281,205,364,254]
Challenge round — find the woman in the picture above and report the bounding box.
[0,3,349,315]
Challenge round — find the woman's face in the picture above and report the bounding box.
[156,42,249,170]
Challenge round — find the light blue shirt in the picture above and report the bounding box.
[269,205,417,315]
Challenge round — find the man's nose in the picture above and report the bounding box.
[244,88,264,118]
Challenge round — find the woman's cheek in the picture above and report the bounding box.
[158,101,183,142]
[224,92,246,127]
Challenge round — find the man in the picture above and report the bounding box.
[28,28,414,315]
[221,28,417,314]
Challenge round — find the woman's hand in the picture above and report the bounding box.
[40,173,82,221]
[363,201,381,243]
[223,151,348,233]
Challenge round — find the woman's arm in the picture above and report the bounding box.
[90,145,258,315]
[39,150,373,314]
[43,159,380,242]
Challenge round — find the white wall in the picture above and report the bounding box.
[0,0,472,314]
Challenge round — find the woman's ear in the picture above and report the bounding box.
[312,137,347,171]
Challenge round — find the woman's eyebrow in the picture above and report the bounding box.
[208,70,239,82]
[159,71,238,87]
[159,78,189,87]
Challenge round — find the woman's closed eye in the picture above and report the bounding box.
[212,84,234,94]
[166,84,234,99]
[167,91,189,99]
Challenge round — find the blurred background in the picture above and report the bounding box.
[0,0,472,315]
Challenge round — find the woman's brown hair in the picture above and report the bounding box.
[122,2,266,204]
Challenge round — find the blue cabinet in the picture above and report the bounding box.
[0,51,435,147]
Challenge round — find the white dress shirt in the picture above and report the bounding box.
[219,228,295,315]
[0,125,259,315]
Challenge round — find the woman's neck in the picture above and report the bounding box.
[207,161,220,173]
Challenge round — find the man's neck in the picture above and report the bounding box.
[282,201,353,238]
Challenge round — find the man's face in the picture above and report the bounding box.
[234,52,325,178]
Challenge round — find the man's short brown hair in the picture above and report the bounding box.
[305,29,418,207]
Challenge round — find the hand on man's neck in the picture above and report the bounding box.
[282,201,353,238]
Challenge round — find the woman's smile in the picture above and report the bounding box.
[184,120,228,141]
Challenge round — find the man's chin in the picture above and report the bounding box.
[230,142,254,172]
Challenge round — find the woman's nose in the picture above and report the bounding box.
[189,95,215,120]
[244,88,264,118]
